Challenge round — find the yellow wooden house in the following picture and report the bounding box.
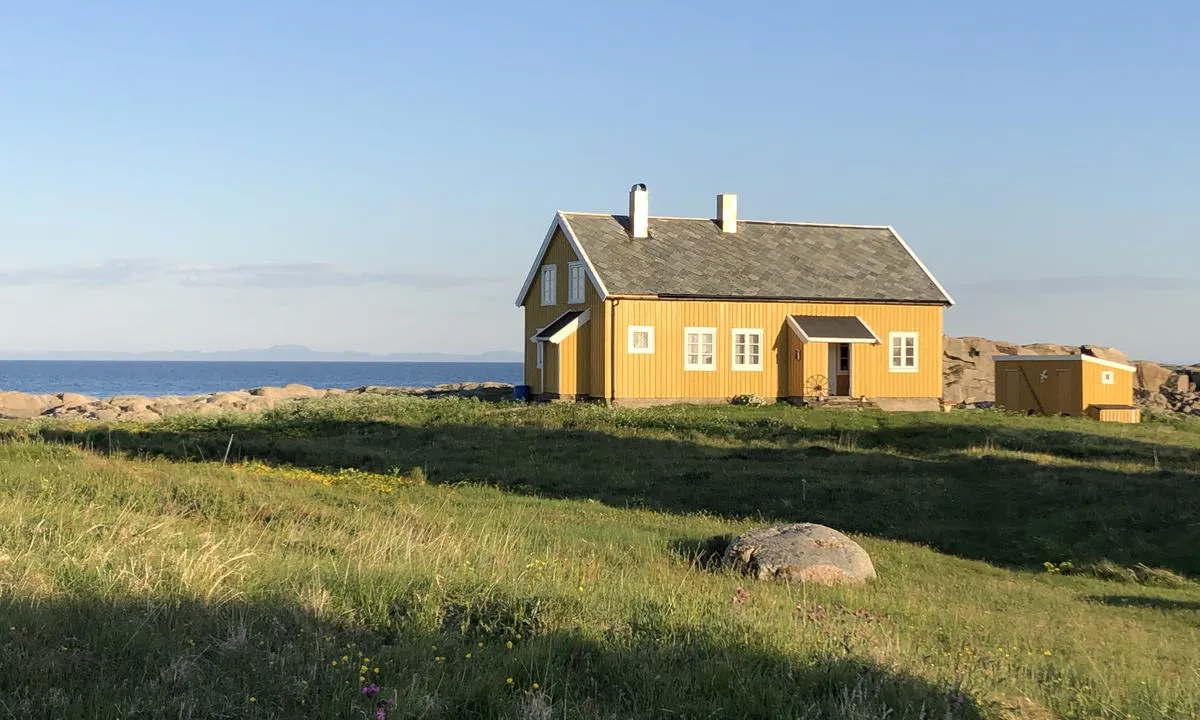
[515,184,955,409]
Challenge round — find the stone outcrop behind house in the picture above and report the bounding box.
[943,336,1198,416]
[0,382,513,423]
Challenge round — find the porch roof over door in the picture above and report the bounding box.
[786,315,880,344]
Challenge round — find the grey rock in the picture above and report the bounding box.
[723,523,876,585]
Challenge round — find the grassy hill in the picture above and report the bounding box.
[1,398,1198,718]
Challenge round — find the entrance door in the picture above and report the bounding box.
[828,343,851,396]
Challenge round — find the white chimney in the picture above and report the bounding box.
[628,183,648,238]
[717,193,737,233]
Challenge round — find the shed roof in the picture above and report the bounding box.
[992,354,1137,372]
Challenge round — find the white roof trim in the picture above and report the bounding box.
[886,225,955,307]
[785,315,880,344]
[515,213,609,306]
[992,354,1137,372]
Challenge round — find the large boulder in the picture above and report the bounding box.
[722,523,876,585]
[0,391,55,419]
[1081,345,1129,365]
[56,392,95,407]
[941,336,1026,405]
[1134,361,1172,392]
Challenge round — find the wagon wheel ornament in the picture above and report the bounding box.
[804,374,829,399]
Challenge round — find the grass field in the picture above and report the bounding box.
[1,397,1199,718]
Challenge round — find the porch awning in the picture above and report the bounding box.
[786,315,879,344]
[531,309,590,344]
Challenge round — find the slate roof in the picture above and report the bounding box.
[560,213,952,304]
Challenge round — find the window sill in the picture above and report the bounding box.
[888,367,920,374]
[684,366,717,372]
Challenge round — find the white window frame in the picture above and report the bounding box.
[540,265,557,306]
[627,325,655,354]
[567,261,586,305]
[731,328,763,371]
[535,341,544,369]
[888,332,919,373]
[683,327,717,371]
[1101,370,1115,385]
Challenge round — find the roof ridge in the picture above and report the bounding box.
[559,211,890,229]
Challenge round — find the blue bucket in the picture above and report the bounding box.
[513,385,532,402]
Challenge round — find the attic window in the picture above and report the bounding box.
[567,261,586,304]
[1101,370,1115,385]
[540,265,557,306]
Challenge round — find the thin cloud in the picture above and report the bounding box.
[0,259,499,290]
[0,259,164,287]
[954,274,1195,297]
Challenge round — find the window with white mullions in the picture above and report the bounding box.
[731,328,763,371]
[567,261,586,304]
[540,265,557,306]
[684,327,716,370]
[889,332,918,372]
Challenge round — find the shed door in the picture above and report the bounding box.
[1002,370,1020,410]
[1056,369,1073,415]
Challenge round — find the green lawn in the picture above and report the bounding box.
[1,398,1198,718]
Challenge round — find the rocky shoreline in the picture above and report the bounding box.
[2,337,1197,423]
[0,382,514,423]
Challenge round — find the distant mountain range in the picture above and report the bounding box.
[0,345,523,363]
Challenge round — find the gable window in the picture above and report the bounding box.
[535,341,544,369]
[628,325,654,354]
[1101,370,1115,385]
[684,327,716,371]
[731,328,763,371]
[889,332,918,372]
[567,262,586,304]
[540,265,557,306]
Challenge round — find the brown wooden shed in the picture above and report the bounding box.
[993,354,1140,422]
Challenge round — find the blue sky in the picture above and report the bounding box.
[1,1,1196,361]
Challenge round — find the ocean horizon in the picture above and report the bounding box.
[0,360,523,398]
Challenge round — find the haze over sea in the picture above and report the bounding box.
[0,361,523,398]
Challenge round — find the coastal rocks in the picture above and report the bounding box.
[723,523,876,585]
[1134,361,1173,394]
[943,336,1196,416]
[0,382,515,423]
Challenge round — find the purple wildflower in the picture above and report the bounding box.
[361,683,381,698]
[375,708,387,720]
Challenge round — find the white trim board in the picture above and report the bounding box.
[514,212,610,306]
[785,315,880,344]
[992,354,1137,372]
